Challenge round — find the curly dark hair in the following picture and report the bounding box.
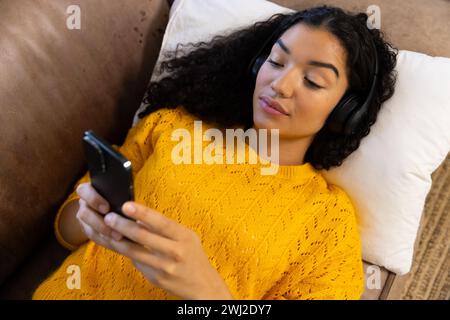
[137,5,398,170]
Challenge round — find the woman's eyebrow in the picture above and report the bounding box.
[276,38,292,54]
[276,39,340,78]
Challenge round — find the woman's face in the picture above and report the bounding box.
[253,23,349,139]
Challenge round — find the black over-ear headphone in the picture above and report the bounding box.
[248,13,379,136]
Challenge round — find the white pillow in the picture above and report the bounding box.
[134,0,450,275]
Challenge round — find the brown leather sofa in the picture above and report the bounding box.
[0,0,170,299]
[0,0,448,300]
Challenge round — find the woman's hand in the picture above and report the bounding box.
[75,183,123,242]
[85,201,234,300]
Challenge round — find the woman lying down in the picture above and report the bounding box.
[33,6,397,300]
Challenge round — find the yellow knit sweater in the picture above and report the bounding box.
[33,107,364,300]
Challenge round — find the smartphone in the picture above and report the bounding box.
[82,130,134,218]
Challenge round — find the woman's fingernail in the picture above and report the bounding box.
[104,213,113,225]
[99,204,108,214]
[124,202,136,213]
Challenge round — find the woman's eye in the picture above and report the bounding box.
[267,59,283,68]
[304,78,322,90]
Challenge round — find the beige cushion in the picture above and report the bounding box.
[270,0,450,57]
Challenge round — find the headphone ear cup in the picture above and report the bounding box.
[326,94,361,135]
[251,55,268,79]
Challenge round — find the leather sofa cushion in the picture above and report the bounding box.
[0,0,169,284]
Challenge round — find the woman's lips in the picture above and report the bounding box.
[258,98,289,116]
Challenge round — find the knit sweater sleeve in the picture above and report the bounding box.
[264,186,365,300]
[54,108,179,250]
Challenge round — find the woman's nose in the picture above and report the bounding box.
[270,68,296,98]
